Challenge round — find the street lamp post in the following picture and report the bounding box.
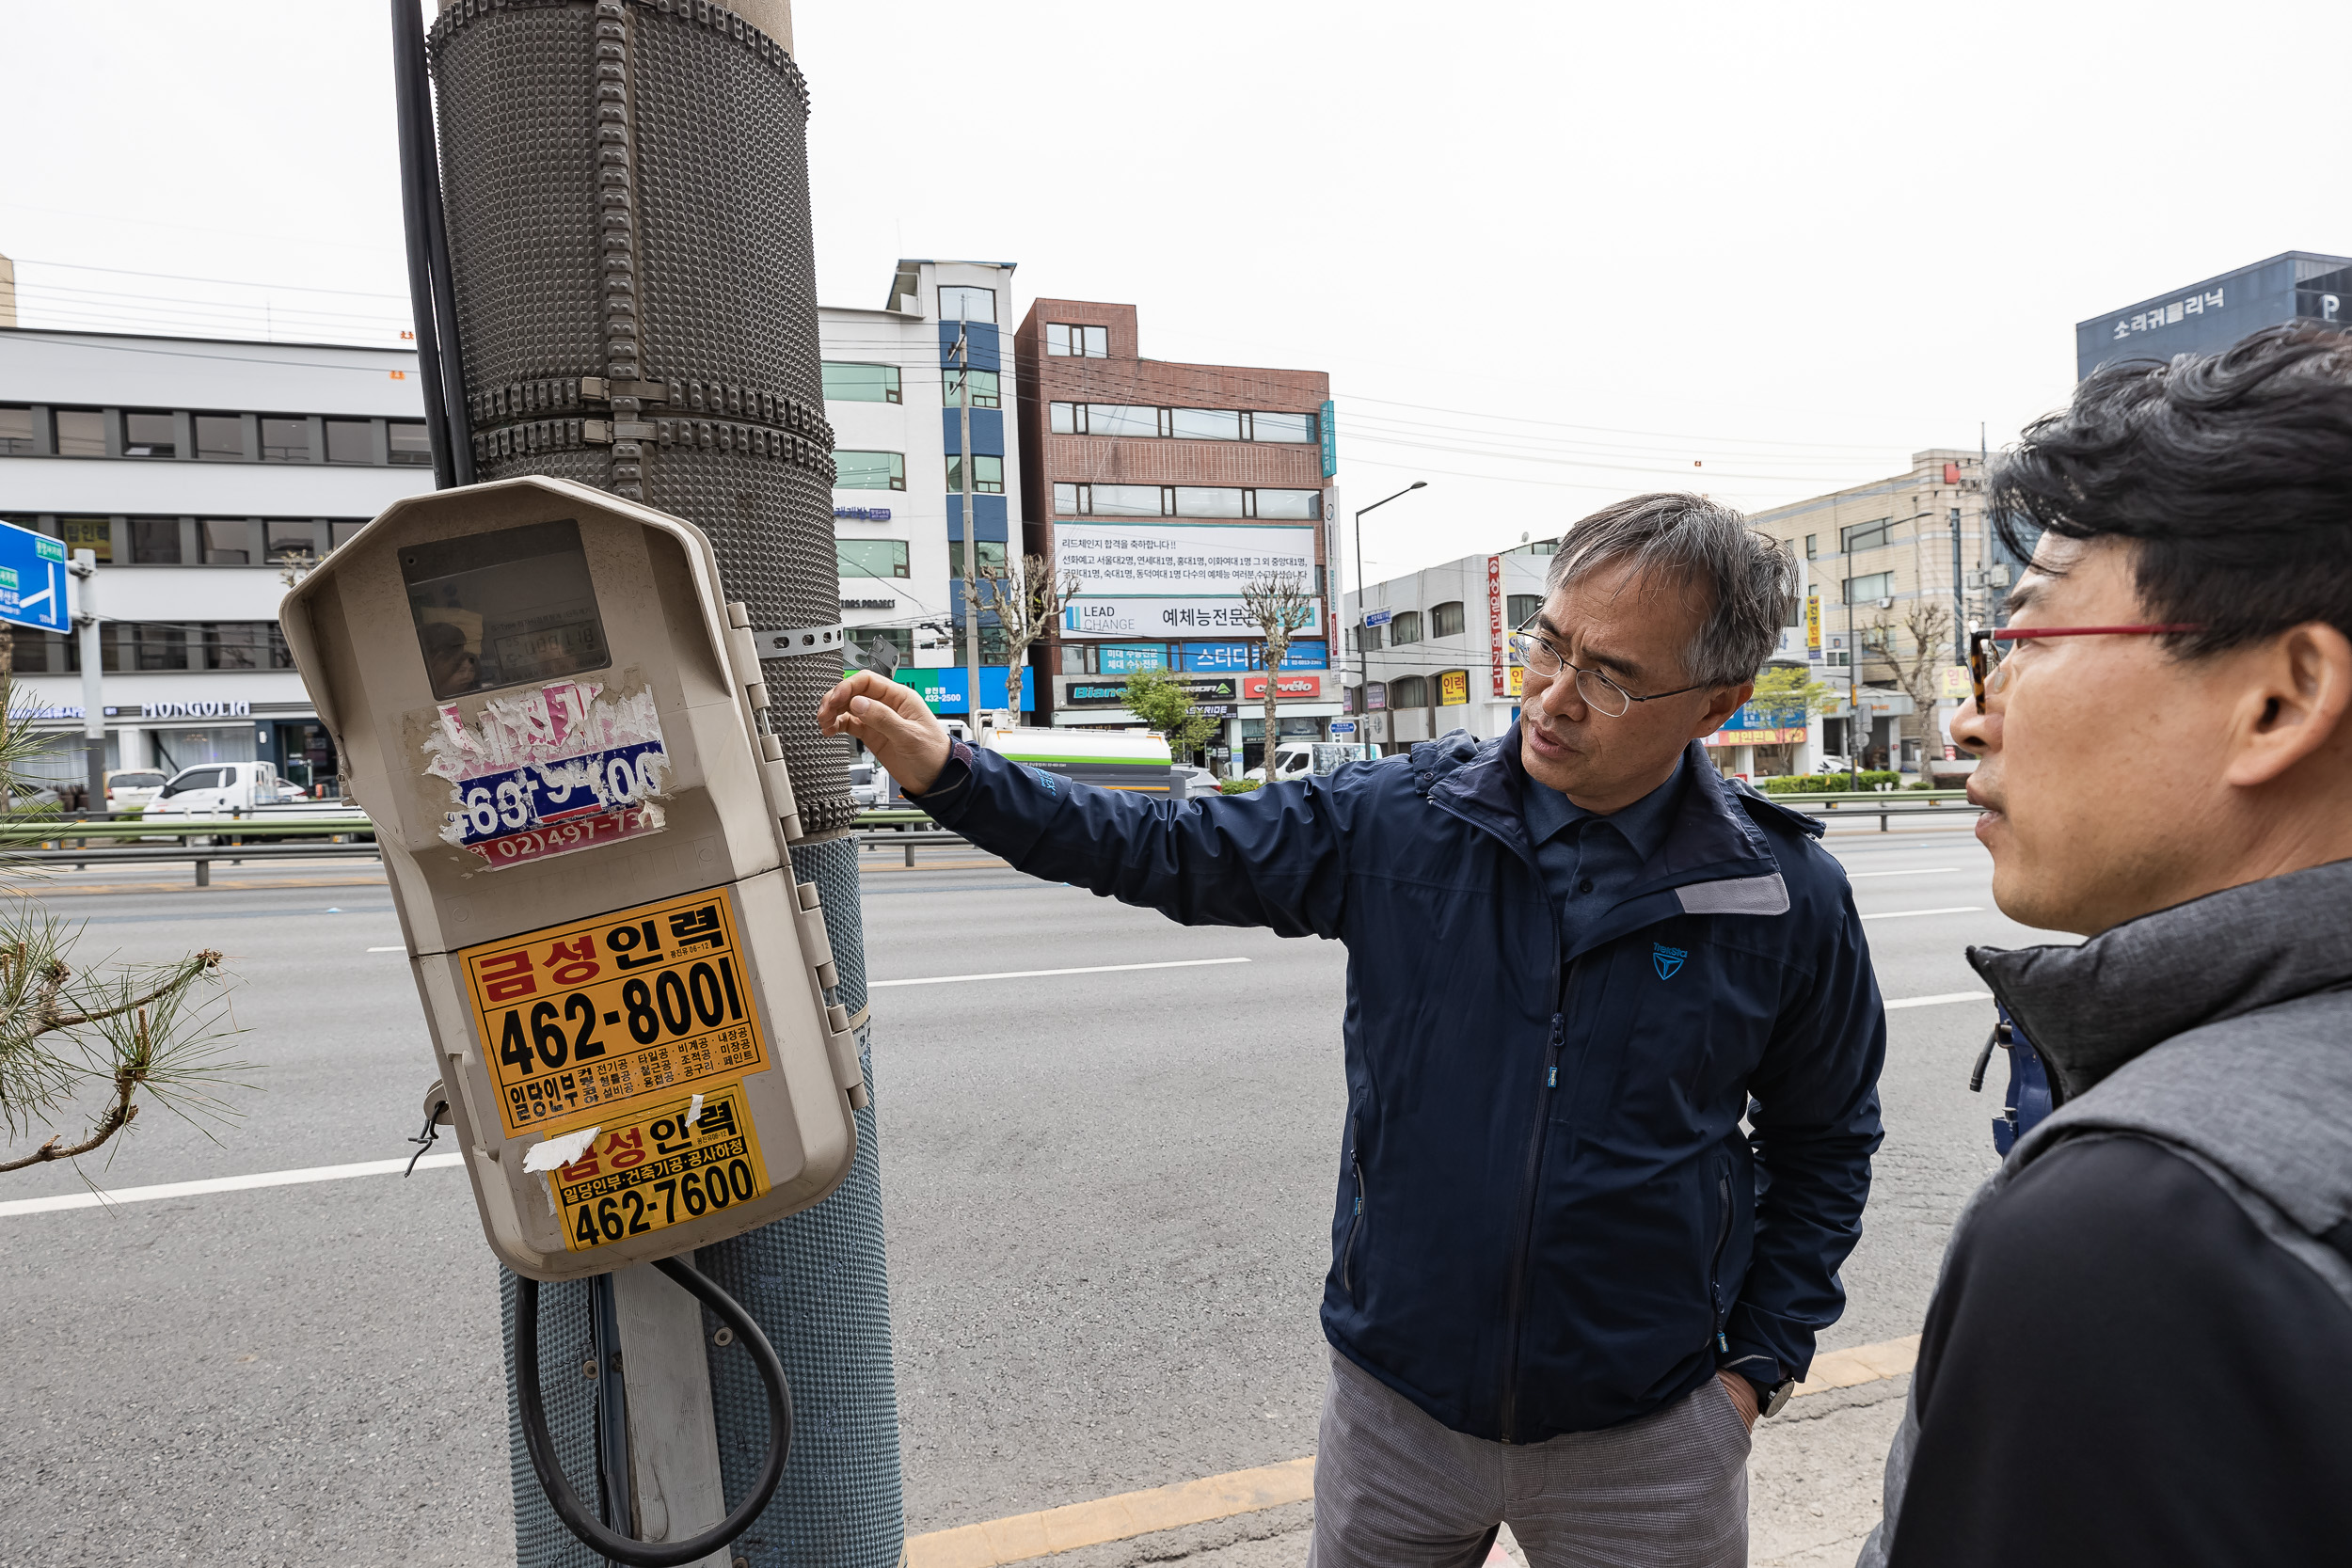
[1353,482,1426,741]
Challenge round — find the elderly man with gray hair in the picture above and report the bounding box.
[822,494,1885,1566]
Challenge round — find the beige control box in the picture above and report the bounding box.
[281,476,860,1280]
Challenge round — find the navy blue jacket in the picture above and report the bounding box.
[917,725,1884,1443]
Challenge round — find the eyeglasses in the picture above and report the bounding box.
[1509,629,1706,718]
[1967,625,2204,708]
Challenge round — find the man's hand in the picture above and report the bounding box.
[817,673,952,796]
[1716,1370,1760,1432]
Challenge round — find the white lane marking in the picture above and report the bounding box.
[367,945,405,952]
[1860,906,1983,921]
[871,957,1251,989]
[1886,990,1992,1010]
[1845,867,1960,879]
[0,1152,465,1219]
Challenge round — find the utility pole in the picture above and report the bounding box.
[70,549,102,815]
[1845,583,1859,792]
[956,303,984,741]
[1352,482,1426,745]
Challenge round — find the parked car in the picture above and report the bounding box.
[144,761,301,819]
[104,768,169,812]
[1169,763,1219,798]
[1245,740,1376,784]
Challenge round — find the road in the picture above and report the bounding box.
[0,818,2054,1565]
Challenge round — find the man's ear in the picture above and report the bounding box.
[1691,680,1755,740]
[2224,623,2352,788]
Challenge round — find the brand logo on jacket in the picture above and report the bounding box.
[1653,943,1688,980]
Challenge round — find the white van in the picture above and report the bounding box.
[1248,740,1377,783]
[143,761,300,819]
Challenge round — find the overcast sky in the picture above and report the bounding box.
[4,2,2343,578]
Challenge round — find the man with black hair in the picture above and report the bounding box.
[1863,322,2352,1565]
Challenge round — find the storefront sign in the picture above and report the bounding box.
[1062,673,1240,708]
[833,507,893,521]
[1439,670,1470,706]
[1704,702,1808,747]
[1362,608,1391,628]
[1487,555,1506,697]
[1241,673,1323,701]
[1061,598,1321,639]
[1182,640,1328,673]
[1805,592,1822,653]
[1056,522,1315,597]
[1319,400,1338,479]
[142,700,254,720]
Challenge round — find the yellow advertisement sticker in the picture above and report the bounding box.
[548,1080,768,1254]
[459,886,771,1138]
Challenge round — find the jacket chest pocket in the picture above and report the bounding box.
[1563,937,1780,1129]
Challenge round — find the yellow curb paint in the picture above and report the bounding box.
[1793,1333,1920,1396]
[905,1457,1315,1568]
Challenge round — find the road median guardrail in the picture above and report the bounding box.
[8,840,385,887]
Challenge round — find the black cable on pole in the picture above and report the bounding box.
[387,0,453,491]
[404,34,475,487]
[515,1257,794,1568]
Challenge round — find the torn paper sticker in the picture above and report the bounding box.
[522,1125,600,1174]
[685,1092,704,1129]
[421,679,672,869]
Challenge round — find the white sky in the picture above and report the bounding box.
[4,1,2344,579]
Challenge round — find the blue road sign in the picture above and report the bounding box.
[0,520,70,633]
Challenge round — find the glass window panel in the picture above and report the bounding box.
[1843,572,1892,604]
[1081,325,1107,358]
[1391,675,1429,708]
[943,369,1000,409]
[196,415,245,461]
[1251,410,1316,443]
[1841,519,1891,554]
[1088,483,1164,517]
[833,450,905,490]
[1506,594,1543,628]
[401,517,612,698]
[1252,488,1319,519]
[836,539,911,579]
[1173,487,1245,517]
[131,518,183,564]
[1053,483,1082,515]
[0,407,33,455]
[330,520,366,549]
[946,454,1004,494]
[387,421,432,465]
[939,285,996,325]
[1388,611,1422,646]
[946,539,1007,578]
[1048,324,1106,357]
[821,362,902,404]
[1085,404,1158,438]
[55,410,104,457]
[267,520,326,559]
[59,517,112,562]
[1804,533,1818,559]
[260,418,310,462]
[8,627,51,673]
[124,412,176,457]
[205,624,267,671]
[201,519,258,564]
[325,420,373,463]
[1168,408,1242,441]
[1046,323,1073,356]
[1049,402,1078,435]
[132,623,188,671]
[1430,602,1467,638]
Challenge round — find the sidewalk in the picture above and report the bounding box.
[909,1342,1914,1568]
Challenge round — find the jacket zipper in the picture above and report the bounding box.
[1343,1117,1365,1294]
[1496,928,1566,1444]
[1708,1163,1733,1351]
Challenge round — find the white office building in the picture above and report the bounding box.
[0,327,434,790]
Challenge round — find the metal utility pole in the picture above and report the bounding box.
[956,306,985,739]
[70,550,102,814]
[1951,509,1966,664]
[1353,482,1426,733]
[1845,585,1860,792]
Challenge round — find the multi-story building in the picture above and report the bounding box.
[0,326,433,790]
[2077,250,2352,382]
[818,259,1030,721]
[1012,298,1336,768]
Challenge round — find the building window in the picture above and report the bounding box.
[124,412,177,458]
[1059,403,1158,437]
[1844,571,1893,605]
[260,418,310,462]
[947,539,1007,578]
[331,520,366,549]
[946,453,1004,494]
[1174,487,1245,518]
[1391,674,1430,708]
[55,410,104,458]
[0,407,34,455]
[202,623,282,671]
[388,421,432,466]
[325,420,373,464]
[1085,483,1165,516]
[1169,407,1242,441]
[834,450,906,491]
[1804,533,1818,560]
[1045,323,1108,358]
[131,518,183,564]
[836,538,910,579]
[1388,610,1422,646]
[201,519,259,564]
[1359,623,1383,652]
[59,517,112,562]
[821,362,902,404]
[196,415,245,461]
[1507,594,1542,627]
[939,285,996,325]
[943,368,1000,409]
[1430,601,1467,639]
[1841,518,1893,554]
[121,622,190,671]
[268,520,327,560]
[1250,488,1320,520]
[1248,410,1317,443]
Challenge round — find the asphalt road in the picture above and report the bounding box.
[0,818,2058,1564]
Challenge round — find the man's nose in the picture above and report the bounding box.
[1951,693,1996,753]
[1536,668,1586,721]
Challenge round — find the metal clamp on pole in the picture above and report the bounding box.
[751,624,845,658]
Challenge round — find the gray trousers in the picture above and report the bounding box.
[1308,1349,1751,1568]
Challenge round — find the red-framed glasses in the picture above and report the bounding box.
[1966,625,2204,706]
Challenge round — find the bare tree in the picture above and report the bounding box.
[1240,575,1316,777]
[1860,601,1956,770]
[980,548,1080,725]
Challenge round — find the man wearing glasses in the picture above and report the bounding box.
[1862,323,2352,1566]
[821,494,1885,1566]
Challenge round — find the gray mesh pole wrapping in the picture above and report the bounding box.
[427,3,901,1561]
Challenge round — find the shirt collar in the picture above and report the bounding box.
[1519,751,1690,859]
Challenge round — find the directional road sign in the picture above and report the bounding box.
[0,520,71,633]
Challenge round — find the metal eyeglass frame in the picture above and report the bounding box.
[1508,627,1707,718]
[1967,624,2205,708]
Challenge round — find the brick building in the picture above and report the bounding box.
[1012,298,1337,768]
